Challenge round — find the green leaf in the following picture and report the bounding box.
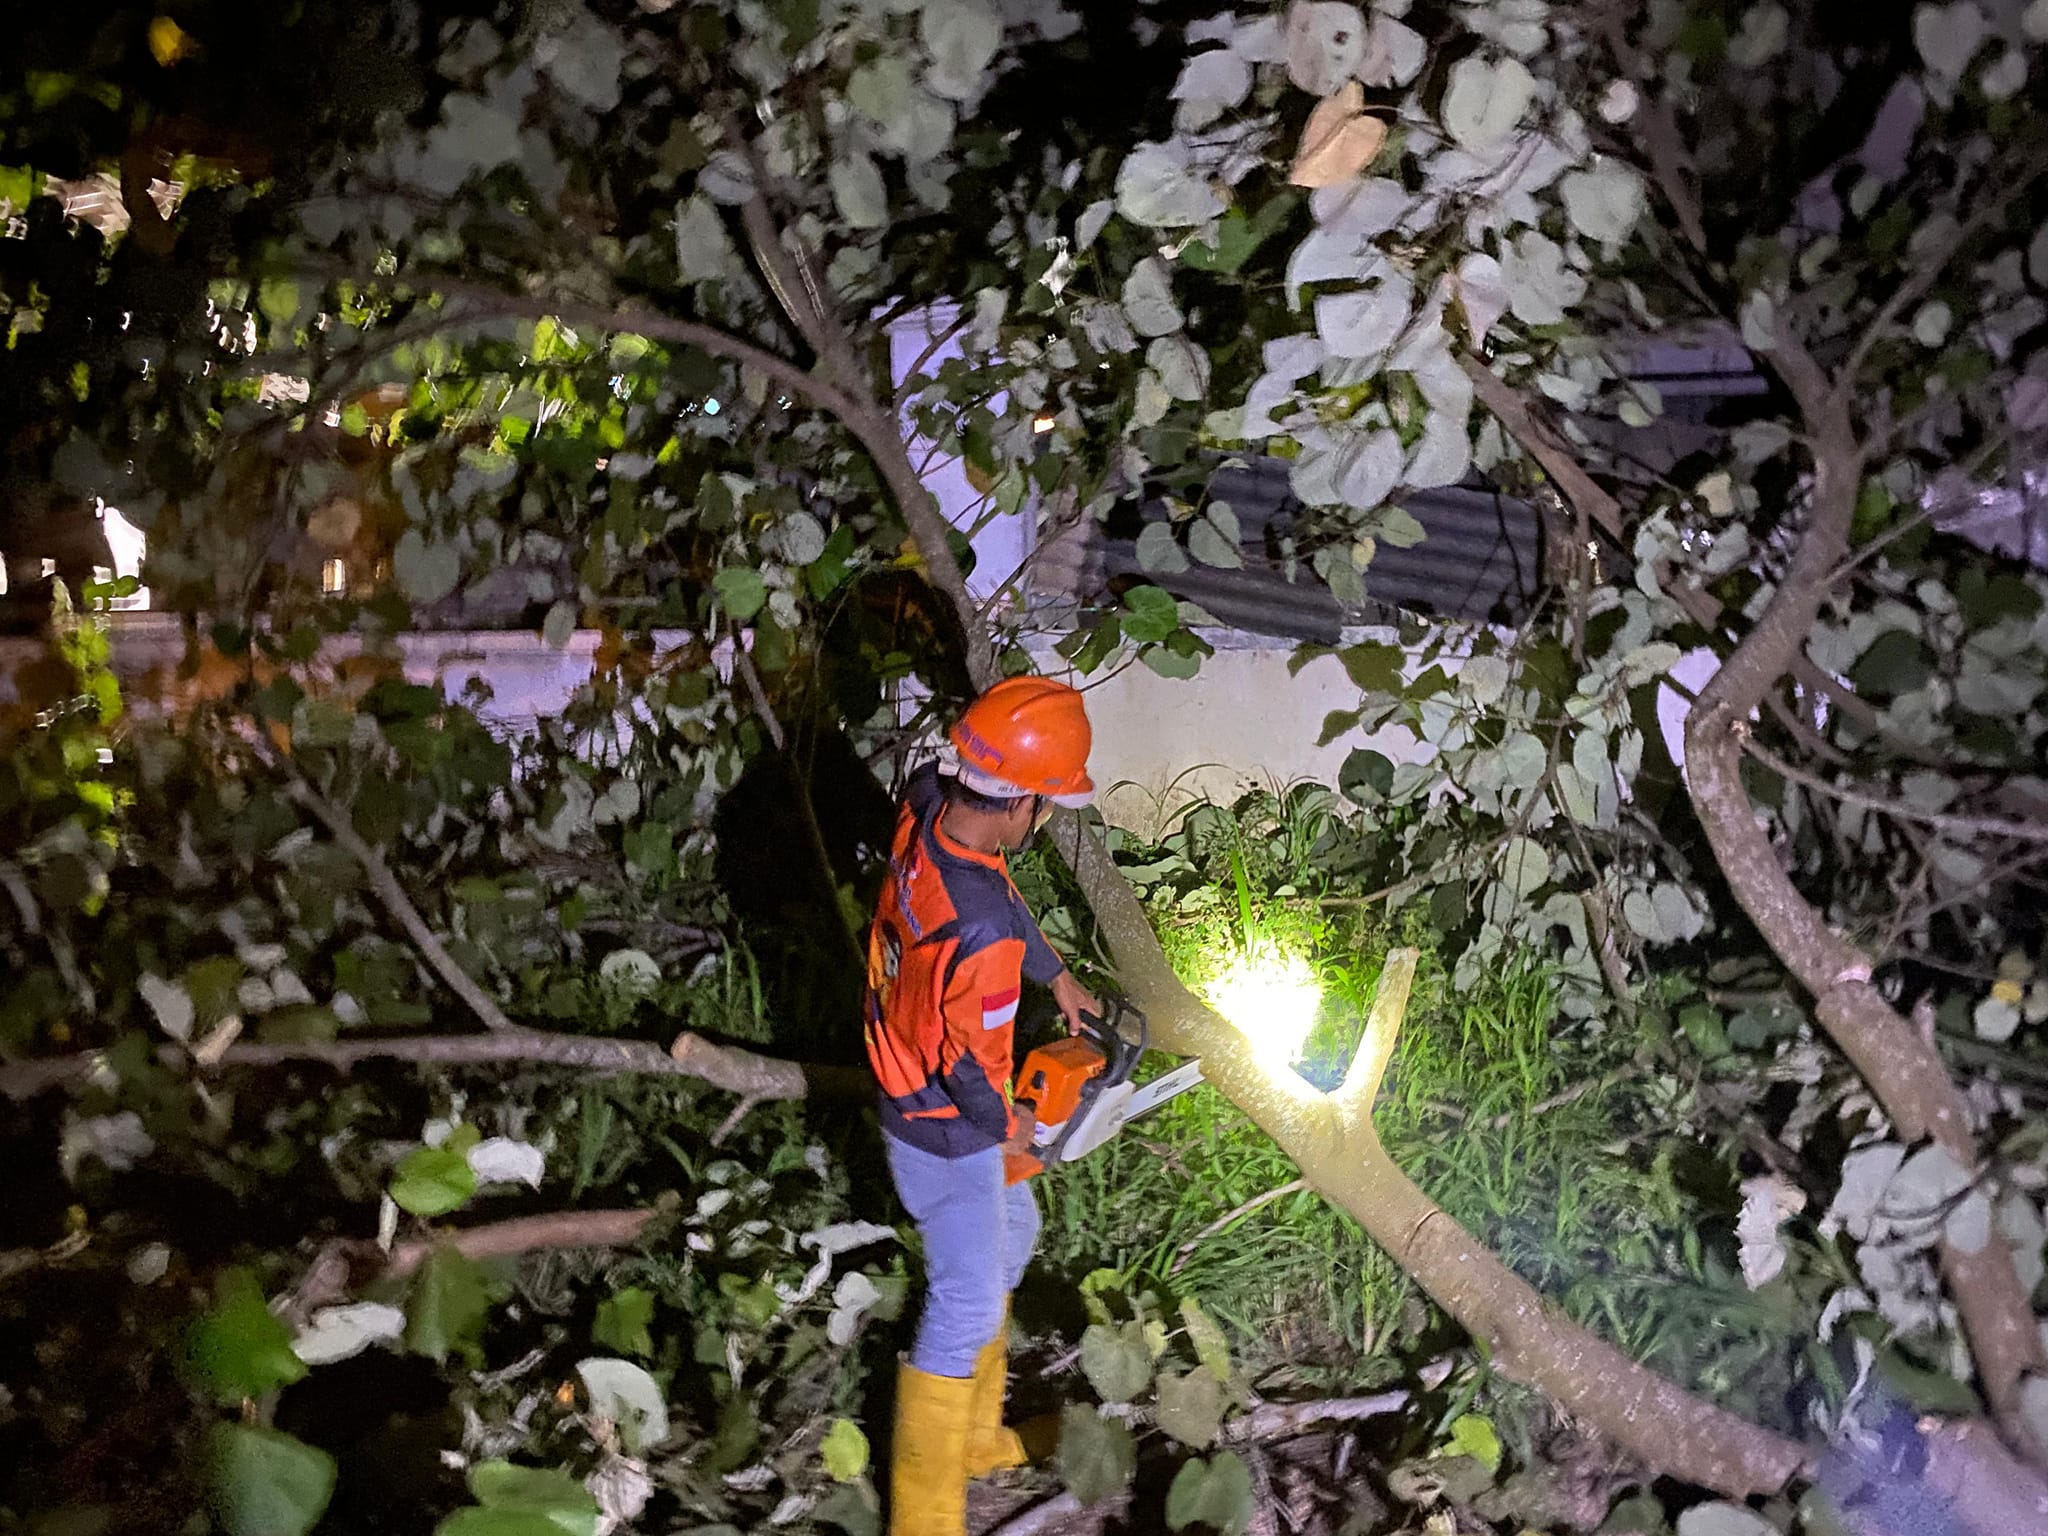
[673,193,738,281]
[1179,196,1295,274]
[393,529,461,605]
[712,567,768,622]
[830,152,889,229]
[1136,521,1189,575]
[1375,506,1427,549]
[1847,629,1933,698]
[1120,585,1181,644]
[1116,142,1224,228]
[0,164,44,210]
[806,523,858,598]
[1442,55,1536,150]
[1869,1342,1982,1415]
[813,1481,881,1536]
[1678,1003,1732,1060]
[391,1143,479,1217]
[542,601,577,649]
[1079,1322,1153,1403]
[535,14,626,111]
[1055,1406,1135,1507]
[1674,1502,1779,1536]
[1143,645,1204,680]
[437,1512,573,1536]
[1122,258,1184,338]
[593,1287,656,1357]
[576,1357,670,1453]
[1165,1451,1254,1535]
[920,0,1001,99]
[1497,731,1548,790]
[1187,518,1241,569]
[464,1461,600,1536]
[1559,163,1647,245]
[821,1417,870,1481]
[138,972,196,1042]
[1338,641,1403,693]
[1447,1412,1502,1475]
[1179,1298,1234,1383]
[1057,614,1122,675]
[188,1269,308,1404]
[847,55,913,129]
[208,1424,336,1536]
[772,510,829,566]
[406,1246,496,1365]
[257,276,302,330]
[1497,837,1551,898]
[1154,1368,1224,1449]
[1339,748,1395,804]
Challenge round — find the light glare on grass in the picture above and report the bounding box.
[1208,940,1323,1072]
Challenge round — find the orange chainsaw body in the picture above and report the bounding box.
[1004,998,1144,1184]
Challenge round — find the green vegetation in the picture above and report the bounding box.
[6,0,2048,1530]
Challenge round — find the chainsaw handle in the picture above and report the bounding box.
[1003,1147,1044,1185]
[1076,994,1146,1076]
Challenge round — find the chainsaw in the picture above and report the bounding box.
[1004,993,1206,1184]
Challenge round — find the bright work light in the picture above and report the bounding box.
[1207,939,1323,1072]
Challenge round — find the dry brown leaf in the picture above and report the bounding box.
[1289,80,1389,188]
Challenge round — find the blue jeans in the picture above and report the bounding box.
[885,1134,1041,1378]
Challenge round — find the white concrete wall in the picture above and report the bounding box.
[1019,631,1433,838]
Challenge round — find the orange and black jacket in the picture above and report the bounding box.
[864,763,1064,1158]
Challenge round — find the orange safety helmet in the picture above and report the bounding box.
[948,676,1095,807]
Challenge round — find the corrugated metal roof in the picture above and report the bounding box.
[1050,455,1547,644]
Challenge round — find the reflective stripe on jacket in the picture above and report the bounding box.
[864,763,1063,1157]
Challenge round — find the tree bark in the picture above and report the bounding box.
[383,1208,658,1280]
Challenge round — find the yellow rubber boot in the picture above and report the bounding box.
[889,1361,976,1536]
[962,1325,1028,1478]
[962,1307,1059,1478]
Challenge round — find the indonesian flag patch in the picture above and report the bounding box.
[981,987,1020,1031]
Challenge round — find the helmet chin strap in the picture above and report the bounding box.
[1005,795,1047,854]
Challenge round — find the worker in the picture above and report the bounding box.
[865,676,1102,1536]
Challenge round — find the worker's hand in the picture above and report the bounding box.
[1004,1106,1038,1157]
[1051,969,1101,1035]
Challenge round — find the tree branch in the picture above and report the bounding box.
[987,1492,1088,1536]
[1336,948,1418,1116]
[721,134,994,682]
[0,1027,862,1103]
[290,1209,663,1317]
[1681,306,2048,1467]
[1460,354,1625,542]
[1223,1391,1412,1443]
[892,311,971,411]
[270,768,522,1033]
[1743,733,2048,846]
